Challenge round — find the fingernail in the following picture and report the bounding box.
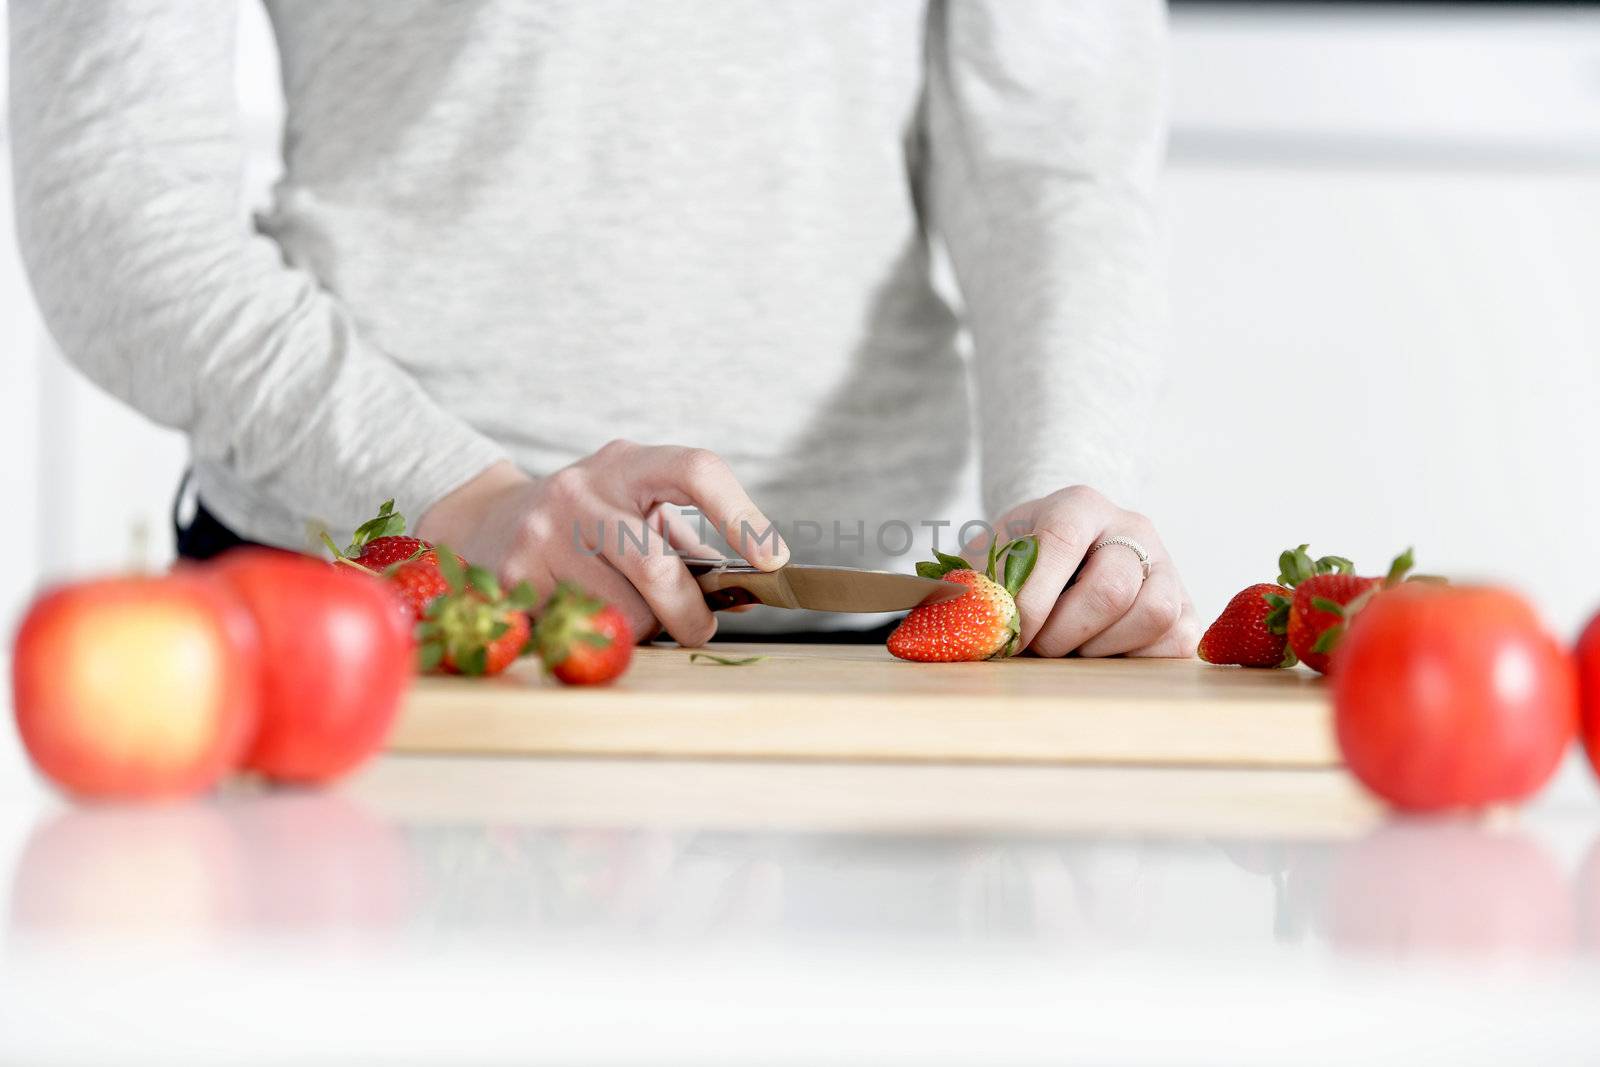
[731,519,787,570]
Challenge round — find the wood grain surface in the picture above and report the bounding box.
[389,644,1337,767]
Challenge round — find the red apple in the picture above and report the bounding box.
[210,550,412,784]
[11,575,260,800]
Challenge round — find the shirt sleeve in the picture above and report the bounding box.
[923,0,1168,517]
[8,0,508,537]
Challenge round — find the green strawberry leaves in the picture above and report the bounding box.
[533,582,614,670]
[911,536,1039,600]
[507,583,538,612]
[455,645,490,677]
[984,538,1003,581]
[1276,544,1354,588]
[347,499,407,556]
[319,530,372,572]
[1385,547,1415,586]
[917,550,974,581]
[1261,590,1293,635]
[466,564,500,601]
[1310,624,1346,655]
[417,544,536,676]
[435,548,466,592]
[999,537,1039,599]
[1309,596,1348,618]
[1262,545,1439,658]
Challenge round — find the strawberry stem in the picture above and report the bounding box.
[689,652,765,666]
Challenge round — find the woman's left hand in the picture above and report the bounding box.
[966,486,1201,658]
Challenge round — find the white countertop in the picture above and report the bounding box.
[5,706,1600,1066]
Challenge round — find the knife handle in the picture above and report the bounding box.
[701,587,761,611]
[683,558,763,611]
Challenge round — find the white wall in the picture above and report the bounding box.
[1,1,283,637]
[1155,164,1600,637]
[2,3,1598,640]
[1152,5,1600,637]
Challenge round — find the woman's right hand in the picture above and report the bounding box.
[415,442,789,645]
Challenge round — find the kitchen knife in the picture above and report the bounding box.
[682,557,966,613]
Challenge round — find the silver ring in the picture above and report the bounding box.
[1088,537,1153,580]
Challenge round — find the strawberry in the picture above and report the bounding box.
[320,500,464,625]
[1198,583,1297,668]
[342,499,430,570]
[1268,545,1418,674]
[887,537,1039,662]
[415,550,537,676]
[387,552,458,624]
[534,584,634,685]
[355,535,429,571]
[1285,573,1381,674]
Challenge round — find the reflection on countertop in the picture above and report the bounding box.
[6,755,1600,1064]
[5,754,1595,961]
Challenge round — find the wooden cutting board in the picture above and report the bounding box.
[389,644,1338,767]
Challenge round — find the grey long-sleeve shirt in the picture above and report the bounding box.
[10,0,1165,566]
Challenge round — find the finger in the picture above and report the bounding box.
[1077,563,1183,657]
[561,550,660,643]
[1012,519,1101,650]
[1127,599,1203,659]
[633,445,788,570]
[600,511,718,647]
[1029,543,1145,658]
[650,505,721,559]
[651,505,754,612]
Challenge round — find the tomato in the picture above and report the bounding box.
[1576,609,1600,780]
[1332,583,1577,812]
[11,574,260,800]
[211,550,412,784]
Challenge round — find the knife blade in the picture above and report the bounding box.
[683,558,966,613]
